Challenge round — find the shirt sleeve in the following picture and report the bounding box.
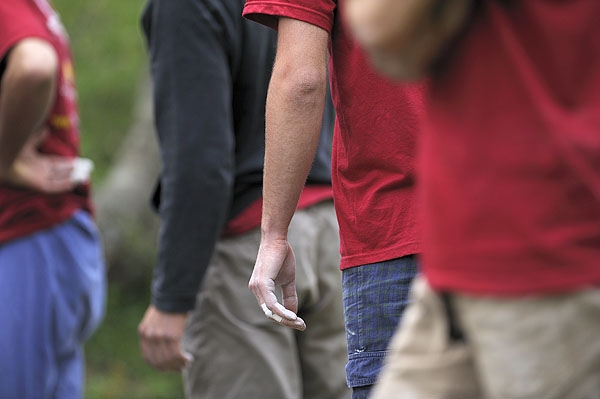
[243,0,336,34]
[141,0,237,312]
[0,1,50,61]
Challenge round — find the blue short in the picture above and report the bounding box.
[342,255,419,398]
[0,210,106,399]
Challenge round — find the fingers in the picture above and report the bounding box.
[139,327,191,372]
[49,157,74,178]
[250,275,306,330]
[138,307,191,372]
[260,302,306,331]
[40,157,76,193]
[248,270,269,307]
[6,154,76,193]
[250,239,306,330]
[248,250,279,312]
[261,303,283,322]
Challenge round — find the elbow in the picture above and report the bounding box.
[291,70,327,98]
[8,39,59,91]
[276,65,328,107]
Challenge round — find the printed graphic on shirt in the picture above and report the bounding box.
[33,0,68,42]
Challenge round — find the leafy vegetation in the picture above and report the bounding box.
[52,0,183,397]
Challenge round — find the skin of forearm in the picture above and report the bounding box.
[0,39,58,176]
[261,22,329,241]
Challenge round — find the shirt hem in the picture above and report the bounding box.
[243,2,334,33]
[425,270,600,297]
[340,241,421,270]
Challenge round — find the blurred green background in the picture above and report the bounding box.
[52,0,184,397]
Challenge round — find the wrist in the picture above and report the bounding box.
[260,225,288,243]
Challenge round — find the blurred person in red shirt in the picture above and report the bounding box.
[346,1,600,398]
[0,0,105,397]
[242,1,425,397]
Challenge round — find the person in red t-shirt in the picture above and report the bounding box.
[345,1,600,398]
[242,0,425,397]
[136,0,349,398]
[0,1,105,397]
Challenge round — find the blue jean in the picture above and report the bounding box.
[342,255,419,399]
[0,210,106,399]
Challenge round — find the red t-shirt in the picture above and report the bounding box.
[0,0,91,243]
[243,0,425,269]
[221,185,334,237]
[421,1,600,295]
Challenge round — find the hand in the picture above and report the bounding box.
[1,130,76,193]
[138,306,192,372]
[248,238,306,331]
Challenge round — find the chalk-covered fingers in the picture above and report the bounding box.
[250,239,306,331]
[260,301,306,331]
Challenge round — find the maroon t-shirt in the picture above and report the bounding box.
[243,0,425,269]
[221,185,334,237]
[421,0,600,295]
[0,0,91,243]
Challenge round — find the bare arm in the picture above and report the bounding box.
[0,38,58,177]
[248,18,330,330]
[261,18,329,239]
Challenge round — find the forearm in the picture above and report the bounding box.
[152,165,232,313]
[0,39,57,176]
[261,18,330,241]
[143,0,235,312]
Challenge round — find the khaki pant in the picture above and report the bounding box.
[373,277,600,399]
[182,201,350,399]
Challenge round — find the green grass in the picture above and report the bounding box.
[85,284,184,399]
[50,1,184,397]
[53,0,149,182]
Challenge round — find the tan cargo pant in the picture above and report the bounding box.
[373,276,600,399]
[182,201,350,399]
